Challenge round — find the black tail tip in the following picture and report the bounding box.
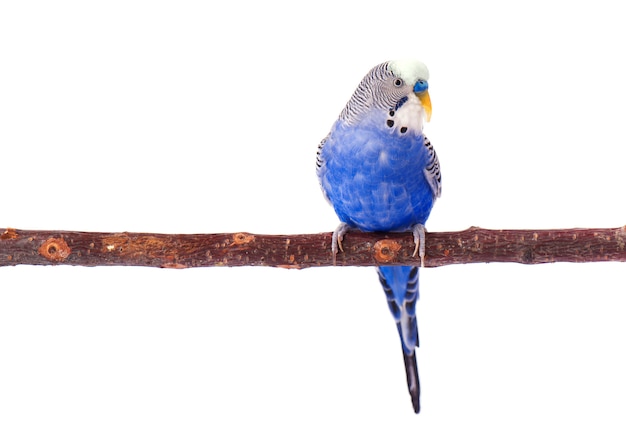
[403,350,421,414]
[412,397,421,414]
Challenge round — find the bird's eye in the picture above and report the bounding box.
[393,78,403,87]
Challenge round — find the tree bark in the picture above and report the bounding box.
[2,226,625,269]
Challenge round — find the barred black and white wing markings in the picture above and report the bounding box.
[316,134,328,172]
[316,133,331,202]
[423,136,442,199]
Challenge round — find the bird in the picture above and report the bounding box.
[316,60,441,413]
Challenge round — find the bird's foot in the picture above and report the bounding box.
[411,224,427,268]
[331,222,351,264]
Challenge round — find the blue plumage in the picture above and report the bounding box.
[316,60,440,414]
[319,120,435,231]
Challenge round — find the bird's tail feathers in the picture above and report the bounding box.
[377,265,420,352]
[403,349,421,414]
[377,265,422,413]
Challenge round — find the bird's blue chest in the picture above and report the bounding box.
[319,120,434,232]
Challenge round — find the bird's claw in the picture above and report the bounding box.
[412,224,426,268]
[331,222,351,264]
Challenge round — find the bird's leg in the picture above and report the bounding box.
[331,222,351,264]
[411,224,426,268]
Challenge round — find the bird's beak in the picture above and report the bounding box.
[416,90,432,122]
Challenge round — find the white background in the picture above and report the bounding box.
[1,1,626,429]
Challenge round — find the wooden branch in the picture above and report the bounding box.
[1,226,625,269]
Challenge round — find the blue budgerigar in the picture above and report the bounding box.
[316,60,441,413]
